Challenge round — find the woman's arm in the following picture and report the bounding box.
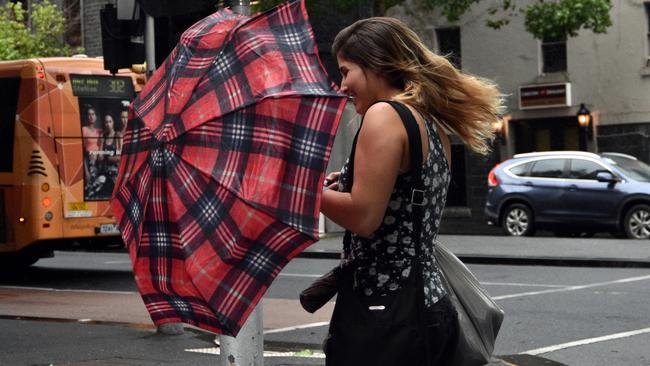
[98,137,105,162]
[107,137,122,163]
[320,102,406,237]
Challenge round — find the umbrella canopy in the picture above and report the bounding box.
[111,0,346,336]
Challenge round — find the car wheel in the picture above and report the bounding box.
[502,203,535,236]
[623,204,650,239]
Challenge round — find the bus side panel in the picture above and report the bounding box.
[11,70,64,251]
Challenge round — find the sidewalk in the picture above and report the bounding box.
[305,234,650,268]
[2,234,648,365]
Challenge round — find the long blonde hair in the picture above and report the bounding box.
[332,17,504,155]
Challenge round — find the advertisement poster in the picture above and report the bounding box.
[71,75,135,201]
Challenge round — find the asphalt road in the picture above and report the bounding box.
[1,235,649,365]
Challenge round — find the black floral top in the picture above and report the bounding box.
[339,118,451,308]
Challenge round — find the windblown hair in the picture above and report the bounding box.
[332,17,504,155]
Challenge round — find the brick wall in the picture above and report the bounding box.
[83,0,111,57]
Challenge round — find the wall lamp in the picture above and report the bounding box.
[577,103,593,139]
[492,117,505,144]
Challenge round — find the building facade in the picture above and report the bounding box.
[384,0,650,232]
[74,0,650,233]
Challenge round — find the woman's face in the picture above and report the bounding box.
[104,115,114,130]
[337,56,383,114]
[120,111,128,130]
[87,108,97,125]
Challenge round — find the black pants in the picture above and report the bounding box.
[421,295,459,366]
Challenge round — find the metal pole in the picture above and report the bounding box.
[145,14,156,75]
[218,4,258,363]
[231,0,251,16]
[219,305,263,366]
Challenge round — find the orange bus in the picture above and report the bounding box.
[0,57,143,267]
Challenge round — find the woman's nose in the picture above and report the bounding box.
[339,82,348,94]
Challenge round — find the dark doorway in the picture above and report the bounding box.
[446,144,467,207]
[512,117,580,154]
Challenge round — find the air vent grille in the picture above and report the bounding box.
[28,150,47,177]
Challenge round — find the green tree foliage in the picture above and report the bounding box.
[253,0,613,40]
[0,0,78,60]
[524,0,612,40]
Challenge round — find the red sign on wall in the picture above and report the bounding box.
[519,83,571,109]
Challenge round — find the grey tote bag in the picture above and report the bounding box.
[434,243,505,366]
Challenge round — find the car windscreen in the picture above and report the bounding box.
[602,156,650,182]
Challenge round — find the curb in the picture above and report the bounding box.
[298,251,650,268]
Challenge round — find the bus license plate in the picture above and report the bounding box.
[68,202,88,211]
[99,224,120,234]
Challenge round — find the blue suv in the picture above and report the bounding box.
[485,151,650,239]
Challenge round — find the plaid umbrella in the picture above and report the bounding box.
[111,0,346,336]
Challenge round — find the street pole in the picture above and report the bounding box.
[231,0,252,16]
[145,14,156,76]
[218,3,260,365]
[219,305,263,366]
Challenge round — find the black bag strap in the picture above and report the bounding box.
[383,103,433,366]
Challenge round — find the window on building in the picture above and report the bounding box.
[436,27,461,69]
[529,159,567,178]
[541,36,567,73]
[0,78,20,172]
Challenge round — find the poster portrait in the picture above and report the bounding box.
[71,75,135,201]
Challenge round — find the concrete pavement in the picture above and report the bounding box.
[2,234,648,365]
[306,234,650,268]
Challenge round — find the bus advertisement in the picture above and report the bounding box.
[0,57,143,267]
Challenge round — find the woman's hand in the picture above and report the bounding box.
[324,171,340,191]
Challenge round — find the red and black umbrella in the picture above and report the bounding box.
[111,0,346,336]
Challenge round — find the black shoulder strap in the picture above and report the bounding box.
[383,101,425,257]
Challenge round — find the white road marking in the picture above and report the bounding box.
[103,260,131,264]
[493,274,650,300]
[185,347,325,358]
[0,285,136,295]
[481,281,569,288]
[264,321,329,334]
[522,326,650,355]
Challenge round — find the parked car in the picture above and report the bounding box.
[484,151,650,239]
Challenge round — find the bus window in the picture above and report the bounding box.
[0,78,20,172]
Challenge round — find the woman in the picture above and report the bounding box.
[100,114,121,166]
[96,114,121,198]
[320,18,503,365]
[81,106,101,185]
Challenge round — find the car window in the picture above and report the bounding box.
[509,162,532,176]
[529,159,566,178]
[569,159,604,180]
[603,156,650,182]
